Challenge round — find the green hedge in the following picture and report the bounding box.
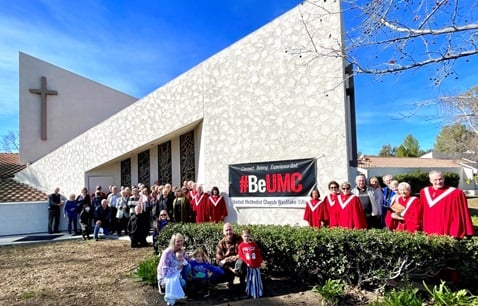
[145,223,478,292]
[377,171,460,193]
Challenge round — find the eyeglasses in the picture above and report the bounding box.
[329,186,338,189]
[341,187,350,190]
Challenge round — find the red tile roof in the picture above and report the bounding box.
[0,153,48,202]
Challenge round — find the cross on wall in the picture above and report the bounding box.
[29,76,58,141]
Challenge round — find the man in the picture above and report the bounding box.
[215,223,246,291]
[93,199,111,241]
[352,174,380,228]
[420,170,474,238]
[91,185,106,201]
[48,187,64,234]
[127,204,149,248]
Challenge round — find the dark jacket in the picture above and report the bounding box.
[94,205,111,228]
[79,206,93,225]
[128,212,149,238]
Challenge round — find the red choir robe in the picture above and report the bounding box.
[209,194,228,222]
[420,186,474,238]
[193,192,211,223]
[324,193,340,227]
[331,193,367,230]
[303,198,328,228]
[188,190,198,221]
[385,196,422,233]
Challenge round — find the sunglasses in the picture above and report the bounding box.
[329,186,338,189]
[341,187,350,190]
[160,214,167,216]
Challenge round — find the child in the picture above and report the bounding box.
[152,210,169,255]
[63,193,78,235]
[164,249,188,306]
[79,203,93,240]
[238,228,264,299]
[188,247,224,298]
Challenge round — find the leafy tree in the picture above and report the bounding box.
[378,144,396,157]
[395,134,425,157]
[434,123,472,155]
[1,130,19,153]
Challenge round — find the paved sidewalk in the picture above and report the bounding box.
[0,231,139,247]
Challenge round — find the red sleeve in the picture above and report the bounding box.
[238,242,245,261]
[353,197,368,229]
[404,197,422,233]
[319,200,329,222]
[303,204,311,225]
[450,190,474,238]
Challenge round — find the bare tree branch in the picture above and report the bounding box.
[294,0,478,80]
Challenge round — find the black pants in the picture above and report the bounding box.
[48,208,60,233]
[110,207,118,234]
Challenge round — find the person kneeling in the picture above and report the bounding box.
[128,205,149,248]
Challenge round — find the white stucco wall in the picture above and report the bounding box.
[16,0,351,225]
[19,53,138,163]
[0,202,65,236]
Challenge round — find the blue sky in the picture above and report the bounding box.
[0,0,476,155]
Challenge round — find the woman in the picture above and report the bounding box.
[385,182,422,233]
[323,181,341,227]
[193,185,210,223]
[209,186,228,223]
[172,188,192,222]
[116,188,130,236]
[303,188,328,228]
[76,187,91,230]
[331,182,367,229]
[157,233,191,294]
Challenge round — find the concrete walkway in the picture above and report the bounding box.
[0,231,141,247]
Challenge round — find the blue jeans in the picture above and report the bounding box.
[93,225,110,239]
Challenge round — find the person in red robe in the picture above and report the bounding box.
[420,170,474,238]
[330,182,367,230]
[385,182,422,233]
[303,188,328,228]
[324,181,341,227]
[209,186,228,223]
[193,185,211,223]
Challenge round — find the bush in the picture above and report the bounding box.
[377,171,460,192]
[141,223,478,292]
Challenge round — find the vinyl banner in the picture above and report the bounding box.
[229,158,316,207]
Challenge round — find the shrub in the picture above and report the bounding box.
[142,223,478,292]
[423,281,478,305]
[372,287,423,306]
[312,279,346,306]
[393,171,460,193]
[135,255,159,285]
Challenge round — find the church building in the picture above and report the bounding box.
[15,0,357,225]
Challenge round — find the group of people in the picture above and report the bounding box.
[303,170,474,238]
[157,223,264,305]
[47,181,230,246]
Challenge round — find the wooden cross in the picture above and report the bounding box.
[29,76,58,141]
